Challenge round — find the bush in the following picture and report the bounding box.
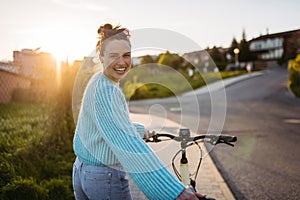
[43,178,73,200]
[288,55,300,97]
[1,177,47,200]
[215,61,229,71]
[0,158,15,197]
[130,84,175,100]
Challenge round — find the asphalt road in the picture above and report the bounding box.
[210,68,300,200]
[129,68,300,199]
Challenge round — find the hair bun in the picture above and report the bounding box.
[103,23,113,30]
[96,23,130,53]
[97,23,118,35]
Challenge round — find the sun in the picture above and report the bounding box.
[31,24,91,65]
[26,24,87,87]
[43,34,74,64]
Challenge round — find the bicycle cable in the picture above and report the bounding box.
[171,141,203,181]
[190,141,202,180]
[171,148,184,181]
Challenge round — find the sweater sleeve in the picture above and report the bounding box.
[93,80,185,200]
[132,122,146,138]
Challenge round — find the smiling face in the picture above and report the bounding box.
[100,39,131,83]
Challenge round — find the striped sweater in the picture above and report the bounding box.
[73,73,185,199]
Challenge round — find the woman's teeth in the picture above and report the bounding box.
[115,68,126,72]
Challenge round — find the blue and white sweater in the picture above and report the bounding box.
[73,73,185,199]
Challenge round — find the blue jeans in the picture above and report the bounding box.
[72,157,132,200]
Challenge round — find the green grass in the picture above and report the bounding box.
[0,103,51,154]
[0,102,74,199]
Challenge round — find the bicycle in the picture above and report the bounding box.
[146,128,237,200]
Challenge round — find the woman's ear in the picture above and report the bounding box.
[99,56,104,63]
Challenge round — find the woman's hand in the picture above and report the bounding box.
[176,188,206,200]
[143,130,150,142]
[176,188,198,200]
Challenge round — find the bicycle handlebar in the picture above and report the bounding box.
[146,131,237,147]
[145,129,236,199]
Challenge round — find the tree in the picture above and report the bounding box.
[210,46,225,62]
[210,46,227,71]
[242,29,247,41]
[157,51,185,70]
[238,39,256,62]
[140,55,155,65]
[228,37,239,62]
[227,30,256,63]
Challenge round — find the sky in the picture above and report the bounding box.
[0,0,299,63]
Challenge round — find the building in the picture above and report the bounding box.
[182,48,222,72]
[13,48,57,79]
[249,29,300,69]
[0,48,58,103]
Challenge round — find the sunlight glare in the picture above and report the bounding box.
[26,24,94,88]
[28,24,91,64]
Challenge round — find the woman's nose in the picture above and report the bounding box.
[117,56,125,65]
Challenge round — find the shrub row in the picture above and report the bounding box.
[288,55,300,97]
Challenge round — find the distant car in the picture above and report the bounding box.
[225,63,246,71]
[225,63,240,71]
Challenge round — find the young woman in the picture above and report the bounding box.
[72,23,205,200]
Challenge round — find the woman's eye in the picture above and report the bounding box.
[110,55,119,59]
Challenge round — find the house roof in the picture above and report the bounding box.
[250,29,300,41]
[0,62,19,74]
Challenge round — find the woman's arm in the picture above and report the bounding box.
[93,81,185,200]
[132,122,146,139]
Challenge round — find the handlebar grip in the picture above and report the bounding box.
[218,135,237,143]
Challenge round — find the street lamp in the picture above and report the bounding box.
[233,48,240,66]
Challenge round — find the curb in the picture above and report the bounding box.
[183,71,264,96]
